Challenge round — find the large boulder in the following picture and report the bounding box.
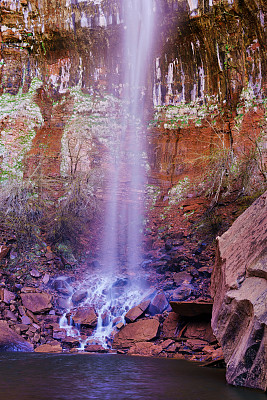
[20,292,52,313]
[113,318,160,349]
[211,191,267,391]
[72,307,98,327]
[0,320,33,351]
[148,291,169,316]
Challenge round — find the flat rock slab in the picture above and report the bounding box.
[20,292,52,313]
[125,306,144,323]
[170,301,213,317]
[0,320,33,352]
[113,318,160,349]
[35,343,62,353]
[72,307,97,327]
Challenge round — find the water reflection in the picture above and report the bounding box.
[0,353,265,400]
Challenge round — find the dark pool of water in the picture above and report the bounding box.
[0,353,265,400]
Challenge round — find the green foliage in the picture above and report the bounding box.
[168,177,190,205]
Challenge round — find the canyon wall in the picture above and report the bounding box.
[211,190,267,391]
[0,0,266,189]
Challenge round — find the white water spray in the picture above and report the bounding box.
[60,0,155,348]
[101,0,155,272]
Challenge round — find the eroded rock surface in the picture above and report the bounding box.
[0,320,33,351]
[211,191,267,391]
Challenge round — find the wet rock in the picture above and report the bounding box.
[211,191,267,391]
[53,279,72,296]
[34,343,62,353]
[128,342,163,356]
[116,322,124,330]
[72,307,98,327]
[20,292,52,313]
[30,269,41,278]
[53,327,66,340]
[173,272,192,287]
[0,320,33,351]
[138,300,150,312]
[71,290,88,304]
[85,344,107,353]
[113,318,160,349]
[125,306,144,323]
[62,336,80,346]
[148,291,169,316]
[56,297,71,311]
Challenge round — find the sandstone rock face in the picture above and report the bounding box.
[112,318,160,349]
[211,191,267,391]
[20,292,52,313]
[0,320,33,351]
[34,343,62,353]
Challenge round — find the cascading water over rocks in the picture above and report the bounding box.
[60,0,155,347]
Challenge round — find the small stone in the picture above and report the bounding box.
[42,274,50,285]
[21,315,32,325]
[30,269,41,278]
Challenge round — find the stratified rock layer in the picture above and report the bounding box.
[211,191,267,391]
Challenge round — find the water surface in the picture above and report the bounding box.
[0,353,265,400]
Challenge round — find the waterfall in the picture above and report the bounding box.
[102,0,155,272]
[60,0,155,348]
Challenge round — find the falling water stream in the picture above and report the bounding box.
[60,0,155,348]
